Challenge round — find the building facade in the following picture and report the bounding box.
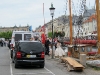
[35,9,96,39]
[0,25,29,32]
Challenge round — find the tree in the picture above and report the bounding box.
[48,32,52,38]
[0,31,12,39]
[48,31,65,38]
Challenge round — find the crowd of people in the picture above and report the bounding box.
[0,39,11,49]
[0,39,9,47]
[0,36,67,59]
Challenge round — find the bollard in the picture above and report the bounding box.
[80,54,86,67]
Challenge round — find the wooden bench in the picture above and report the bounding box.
[61,57,84,71]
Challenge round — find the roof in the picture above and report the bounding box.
[13,31,31,32]
[12,31,33,33]
[83,14,96,23]
[83,9,95,17]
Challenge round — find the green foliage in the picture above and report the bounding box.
[61,31,65,37]
[48,31,65,38]
[48,32,52,38]
[54,32,57,37]
[54,31,65,37]
[0,31,12,39]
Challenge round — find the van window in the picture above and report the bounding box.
[19,42,44,53]
[24,34,31,41]
[15,34,22,41]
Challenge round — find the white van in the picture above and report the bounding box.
[11,31,34,47]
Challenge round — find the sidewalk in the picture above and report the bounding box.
[45,55,100,75]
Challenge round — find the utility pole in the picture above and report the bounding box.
[69,0,73,44]
[96,0,100,54]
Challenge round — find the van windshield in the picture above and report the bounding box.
[19,42,44,53]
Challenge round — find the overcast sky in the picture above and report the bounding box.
[0,0,95,30]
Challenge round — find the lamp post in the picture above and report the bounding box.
[49,3,55,59]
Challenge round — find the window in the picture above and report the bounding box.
[15,34,22,41]
[24,34,31,41]
[19,42,43,53]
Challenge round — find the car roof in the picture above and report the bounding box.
[12,31,33,34]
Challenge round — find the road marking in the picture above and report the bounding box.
[9,49,13,75]
[12,67,55,75]
[10,62,13,75]
[44,67,56,75]
[9,50,11,59]
[15,72,51,75]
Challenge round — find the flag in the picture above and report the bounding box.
[41,25,45,33]
[41,32,46,44]
[29,26,32,31]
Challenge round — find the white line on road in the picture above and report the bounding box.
[44,67,56,75]
[9,50,11,59]
[9,49,13,75]
[15,72,51,75]
[10,62,13,75]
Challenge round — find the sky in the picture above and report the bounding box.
[0,0,95,30]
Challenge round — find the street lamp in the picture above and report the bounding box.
[49,3,55,59]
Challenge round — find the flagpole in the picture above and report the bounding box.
[43,3,45,34]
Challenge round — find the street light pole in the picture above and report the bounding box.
[49,3,55,59]
[51,16,54,59]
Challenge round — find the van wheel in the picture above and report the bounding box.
[40,64,44,68]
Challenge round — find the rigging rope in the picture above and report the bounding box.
[62,0,68,26]
[71,0,86,38]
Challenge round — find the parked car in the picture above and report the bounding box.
[12,41,45,68]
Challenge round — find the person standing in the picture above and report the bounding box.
[1,40,3,47]
[55,40,65,58]
[45,38,50,55]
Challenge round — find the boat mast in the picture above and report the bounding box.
[69,0,73,45]
[96,0,100,54]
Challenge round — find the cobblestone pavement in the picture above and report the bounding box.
[45,55,100,75]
